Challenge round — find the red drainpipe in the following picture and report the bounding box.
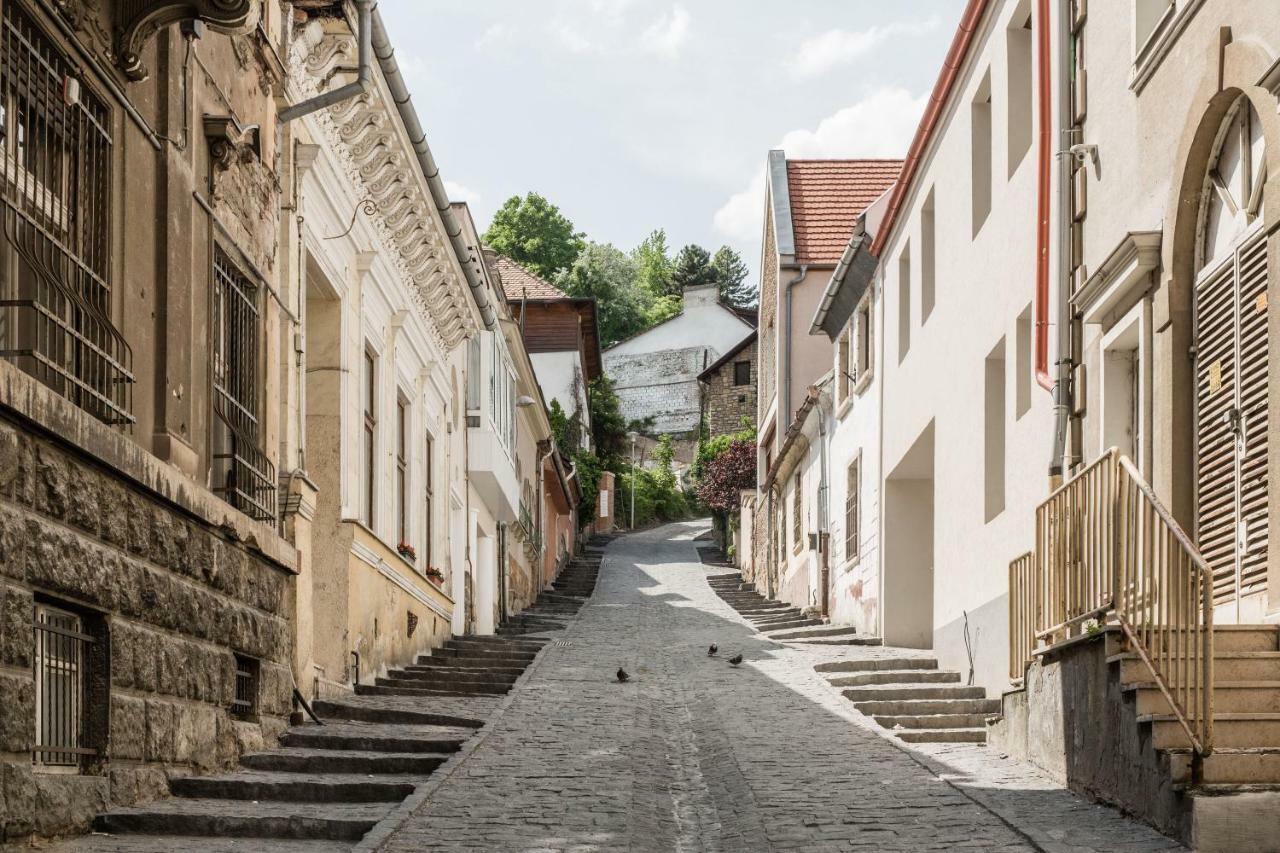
[1034,0,1054,391]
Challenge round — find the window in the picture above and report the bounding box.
[898,245,911,363]
[231,654,259,720]
[984,337,1006,522]
[971,70,993,235]
[836,331,851,401]
[33,596,96,768]
[921,190,936,322]
[845,458,860,564]
[465,335,480,415]
[791,469,802,551]
[0,2,133,425]
[423,432,434,566]
[1016,304,1033,419]
[362,347,376,527]
[733,360,751,386]
[396,396,408,545]
[1006,3,1033,177]
[1134,0,1174,58]
[855,299,873,384]
[212,249,275,521]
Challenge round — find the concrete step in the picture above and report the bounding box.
[765,625,859,640]
[240,747,451,775]
[1143,713,1280,749]
[405,662,528,677]
[1127,681,1280,715]
[792,635,884,646]
[420,651,536,667]
[281,722,469,754]
[170,770,418,803]
[357,682,500,698]
[827,670,961,688]
[385,668,518,686]
[873,712,990,730]
[842,684,987,703]
[312,699,484,728]
[849,697,1002,716]
[894,728,987,744]
[95,799,392,841]
[448,637,546,651]
[49,836,352,852]
[1185,786,1280,852]
[377,675,510,694]
[1114,651,1280,684]
[1169,748,1280,786]
[752,618,822,632]
[814,657,938,674]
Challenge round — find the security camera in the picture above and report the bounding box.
[1068,142,1099,168]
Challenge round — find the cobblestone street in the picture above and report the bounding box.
[370,520,1185,853]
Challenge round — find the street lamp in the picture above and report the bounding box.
[627,431,639,530]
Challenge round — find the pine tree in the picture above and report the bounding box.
[711,246,754,309]
[671,244,717,292]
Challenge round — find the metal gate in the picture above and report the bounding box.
[1195,229,1269,608]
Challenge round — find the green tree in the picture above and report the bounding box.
[587,375,629,471]
[483,193,585,278]
[642,294,683,328]
[711,245,754,309]
[633,229,676,298]
[671,244,717,291]
[554,242,647,346]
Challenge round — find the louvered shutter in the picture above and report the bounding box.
[1237,235,1269,595]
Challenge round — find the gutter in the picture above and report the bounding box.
[1046,0,1073,481]
[810,221,863,335]
[368,9,496,330]
[279,0,373,123]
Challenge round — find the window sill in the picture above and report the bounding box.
[1129,0,1205,94]
[836,396,854,420]
[853,371,873,397]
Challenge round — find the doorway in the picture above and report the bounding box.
[883,423,935,648]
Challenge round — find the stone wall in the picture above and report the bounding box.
[0,379,294,841]
[605,347,708,435]
[704,338,757,437]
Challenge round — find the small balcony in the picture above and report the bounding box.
[467,414,519,523]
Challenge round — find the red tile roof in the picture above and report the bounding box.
[786,159,902,266]
[493,255,566,301]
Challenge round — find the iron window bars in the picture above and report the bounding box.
[33,603,96,769]
[212,248,275,521]
[231,653,259,719]
[0,0,133,424]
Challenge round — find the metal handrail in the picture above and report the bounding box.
[1008,448,1214,755]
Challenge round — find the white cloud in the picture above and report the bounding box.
[640,5,691,58]
[444,180,482,206]
[475,22,513,51]
[787,19,939,79]
[712,87,926,241]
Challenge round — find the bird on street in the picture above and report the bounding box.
[616,667,630,683]
[708,644,718,656]
[728,654,743,666]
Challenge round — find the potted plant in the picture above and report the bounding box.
[425,566,445,586]
[397,541,417,561]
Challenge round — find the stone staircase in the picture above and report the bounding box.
[815,656,996,744]
[498,550,603,636]
[72,542,608,849]
[706,571,880,645]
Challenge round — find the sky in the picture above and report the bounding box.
[377,0,966,277]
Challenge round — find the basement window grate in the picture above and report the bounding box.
[231,653,259,719]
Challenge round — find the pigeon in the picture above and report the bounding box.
[708,644,718,656]
[616,667,630,683]
[728,653,743,666]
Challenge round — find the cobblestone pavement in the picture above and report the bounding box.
[373,520,1186,853]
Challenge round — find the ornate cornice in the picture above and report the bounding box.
[116,0,260,81]
[290,22,476,350]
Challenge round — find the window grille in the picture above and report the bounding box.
[33,603,95,768]
[0,1,133,424]
[792,470,802,549]
[231,653,258,718]
[211,248,275,521]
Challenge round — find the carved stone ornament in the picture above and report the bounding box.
[116,0,260,81]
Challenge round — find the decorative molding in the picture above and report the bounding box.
[116,0,260,81]
[289,22,477,351]
[1073,231,1162,328]
[351,539,453,620]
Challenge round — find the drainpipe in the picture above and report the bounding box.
[1035,0,1070,482]
[782,265,809,424]
[369,10,496,331]
[279,0,374,123]
[817,404,830,618]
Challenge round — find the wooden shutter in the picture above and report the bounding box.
[1237,235,1269,595]
[845,459,860,563]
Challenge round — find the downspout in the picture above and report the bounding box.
[369,10,496,330]
[874,267,887,640]
[1036,0,1070,482]
[782,265,809,424]
[817,405,830,618]
[279,0,374,123]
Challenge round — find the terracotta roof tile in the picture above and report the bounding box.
[786,159,902,265]
[492,255,567,301]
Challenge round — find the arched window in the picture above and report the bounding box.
[1198,96,1266,272]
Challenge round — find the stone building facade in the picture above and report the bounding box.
[699,332,758,437]
[0,0,297,840]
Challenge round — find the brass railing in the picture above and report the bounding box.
[1008,448,1214,755]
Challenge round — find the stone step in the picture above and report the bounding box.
[849,698,1002,716]
[827,670,962,687]
[815,658,938,674]
[1169,748,1280,785]
[751,618,823,632]
[421,650,536,666]
[841,684,987,703]
[386,668,518,686]
[448,637,546,651]
[405,662,528,677]
[873,713,991,730]
[1127,681,1280,715]
[373,671,509,691]
[791,635,884,646]
[312,699,484,728]
[765,624,859,640]
[357,682,497,698]
[49,836,352,852]
[281,722,470,754]
[95,799,392,841]
[1146,713,1280,749]
[170,770,418,803]
[241,747,451,775]
[894,728,987,744]
[1114,651,1280,684]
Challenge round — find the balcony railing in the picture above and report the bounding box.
[1008,448,1214,756]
